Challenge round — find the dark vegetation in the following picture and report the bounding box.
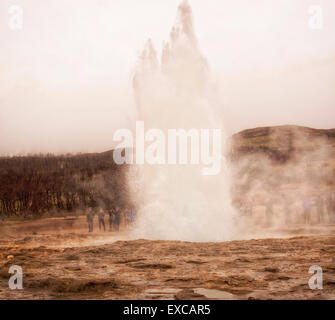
[0,125,334,218]
[0,150,131,218]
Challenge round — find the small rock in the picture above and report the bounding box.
[264,267,279,273]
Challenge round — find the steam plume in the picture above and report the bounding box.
[129,1,237,241]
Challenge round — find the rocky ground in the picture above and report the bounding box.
[0,216,334,300]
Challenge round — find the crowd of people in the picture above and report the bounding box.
[238,192,335,226]
[86,192,335,232]
[86,207,136,233]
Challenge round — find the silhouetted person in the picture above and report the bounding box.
[123,208,130,227]
[114,206,121,231]
[86,207,95,232]
[303,198,312,225]
[315,195,324,224]
[265,199,274,227]
[98,207,106,232]
[108,208,114,231]
[130,209,136,225]
[241,200,253,217]
[283,195,291,225]
[331,194,335,223]
[326,194,335,223]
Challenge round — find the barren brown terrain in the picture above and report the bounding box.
[0,217,334,300]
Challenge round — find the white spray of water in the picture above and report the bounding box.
[129,0,237,241]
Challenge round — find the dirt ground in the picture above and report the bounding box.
[0,216,334,300]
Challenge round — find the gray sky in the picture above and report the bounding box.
[1,0,335,155]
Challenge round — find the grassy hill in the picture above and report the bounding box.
[231,125,335,163]
[230,125,335,203]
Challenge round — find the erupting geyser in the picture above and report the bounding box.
[129,0,237,241]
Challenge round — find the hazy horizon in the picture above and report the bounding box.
[1,0,335,155]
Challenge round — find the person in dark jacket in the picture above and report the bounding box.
[114,206,121,232]
[98,207,106,232]
[86,207,95,232]
[107,208,114,231]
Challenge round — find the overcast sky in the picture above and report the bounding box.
[1,0,335,155]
